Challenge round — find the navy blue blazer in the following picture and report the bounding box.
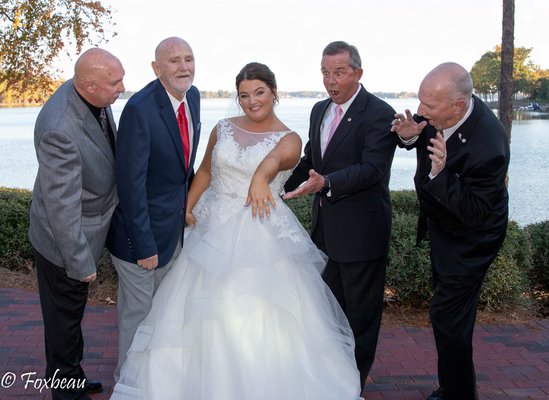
[285,86,397,262]
[107,79,201,267]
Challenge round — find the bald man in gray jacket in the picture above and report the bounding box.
[29,48,125,400]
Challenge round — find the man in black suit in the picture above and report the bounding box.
[391,62,510,400]
[284,41,397,391]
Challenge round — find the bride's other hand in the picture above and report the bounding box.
[185,210,196,226]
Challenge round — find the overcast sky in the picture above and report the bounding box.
[56,0,549,93]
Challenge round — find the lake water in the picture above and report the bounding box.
[1,97,548,227]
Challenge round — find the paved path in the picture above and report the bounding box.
[0,287,548,399]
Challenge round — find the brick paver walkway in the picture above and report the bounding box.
[1,287,548,399]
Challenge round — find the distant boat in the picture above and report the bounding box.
[516,102,545,112]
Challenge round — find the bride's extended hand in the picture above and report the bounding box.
[245,178,276,220]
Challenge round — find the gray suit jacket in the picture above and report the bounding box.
[29,80,118,280]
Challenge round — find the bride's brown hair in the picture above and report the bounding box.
[235,62,279,104]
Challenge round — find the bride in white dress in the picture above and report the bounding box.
[110,62,362,400]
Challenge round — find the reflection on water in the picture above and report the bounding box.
[1,98,548,227]
[512,111,549,121]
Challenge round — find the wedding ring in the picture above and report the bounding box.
[440,154,445,159]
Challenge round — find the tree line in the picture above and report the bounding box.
[471,46,549,102]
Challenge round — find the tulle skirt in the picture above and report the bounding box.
[111,200,361,400]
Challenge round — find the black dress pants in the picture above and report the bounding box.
[34,248,91,400]
[429,271,485,400]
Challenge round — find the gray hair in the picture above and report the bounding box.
[322,41,362,70]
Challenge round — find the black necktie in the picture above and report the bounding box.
[99,108,109,138]
[99,108,115,153]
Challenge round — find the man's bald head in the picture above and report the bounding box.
[73,48,125,107]
[154,37,191,61]
[421,62,473,104]
[416,62,473,130]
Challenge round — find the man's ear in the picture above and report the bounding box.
[355,67,363,81]
[151,61,160,78]
[83,78,96,94]
[454,98,467,115]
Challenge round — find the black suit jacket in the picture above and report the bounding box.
[405,95,510,276]
[107,80,201,267]
[285,86,397,262]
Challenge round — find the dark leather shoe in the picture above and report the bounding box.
[427,387,443,400]
[84,379,103,393]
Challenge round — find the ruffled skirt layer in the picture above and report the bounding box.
[111,202,361,400]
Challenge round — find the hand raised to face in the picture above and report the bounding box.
[427,130,447,177]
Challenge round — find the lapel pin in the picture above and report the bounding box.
[347,117,352,122]
[458,132,466,143]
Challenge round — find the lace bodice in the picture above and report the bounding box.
[193,119,294,221]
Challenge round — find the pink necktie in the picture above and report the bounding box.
[322,105,343,157]
[177,102,190,169]
[327,105,343,144]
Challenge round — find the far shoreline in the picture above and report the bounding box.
[2,93,548,112]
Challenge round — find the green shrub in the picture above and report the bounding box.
[0,187,542,313]
[390,189,422,216]
[524,220,549,291]
[388,190,432,307]
[388,190,532,311]
[387,210,432,307]
[0,187,33,272]
[480,220,532,309]
[285,195,313,231]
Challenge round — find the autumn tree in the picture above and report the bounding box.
[0,0,114,96]
[529,73,549,101]
[470,46,546,101]
[470,50,500,100]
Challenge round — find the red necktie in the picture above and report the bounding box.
[177,102,190,169]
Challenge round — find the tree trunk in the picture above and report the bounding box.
[500,0,515,143]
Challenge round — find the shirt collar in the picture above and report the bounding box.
[165,90,188,115]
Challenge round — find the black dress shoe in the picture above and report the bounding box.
[426,387,443,400]
[84,379,103,393]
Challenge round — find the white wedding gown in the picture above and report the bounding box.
[111,119,361,400]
